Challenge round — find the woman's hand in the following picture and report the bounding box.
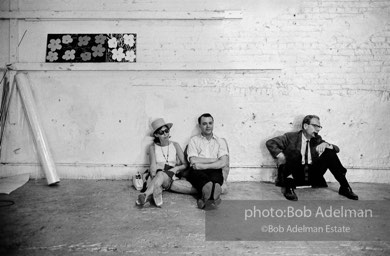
[169,166,178,173]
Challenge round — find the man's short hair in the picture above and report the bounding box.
[302,115,320,129]
[198,113,214,124]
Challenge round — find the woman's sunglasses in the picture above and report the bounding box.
[156,128,170,135]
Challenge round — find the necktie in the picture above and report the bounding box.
[304,140,309,182]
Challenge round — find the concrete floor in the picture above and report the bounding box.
[0,180,389,256]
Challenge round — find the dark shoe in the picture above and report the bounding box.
[283,187,298,201]
[197,199,206,209]
[136,193,149,206]
[339,186,359,200]
[198,182,213,209]
[213,198,222,206]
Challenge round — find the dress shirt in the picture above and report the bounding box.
[187,134,228,161]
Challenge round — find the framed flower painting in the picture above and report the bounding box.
[45,33,137,63]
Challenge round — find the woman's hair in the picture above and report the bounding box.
[153,125,169,144]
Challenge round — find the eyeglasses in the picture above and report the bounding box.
[309,123,322,129]
[156,129,170,135]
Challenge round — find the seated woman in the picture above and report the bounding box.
[136,118,187,207]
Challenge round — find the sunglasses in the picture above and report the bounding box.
[156,128,170,135]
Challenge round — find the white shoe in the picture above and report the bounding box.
[153,186,163,207]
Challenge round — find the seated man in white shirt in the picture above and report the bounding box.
[169,146,229,195]
[185,113,229,209]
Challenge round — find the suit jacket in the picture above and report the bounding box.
[266,130,339,165]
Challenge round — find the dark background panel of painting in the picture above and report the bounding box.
[46,33,136,63]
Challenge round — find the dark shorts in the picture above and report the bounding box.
[156,169,175,179]
[186,168,223,194]
[156,165,175,189]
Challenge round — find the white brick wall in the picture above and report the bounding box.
[0,0,389,182]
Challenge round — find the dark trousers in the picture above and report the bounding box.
[186,168,224,196]
[277,149,349,188]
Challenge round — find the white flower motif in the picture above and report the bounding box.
[62,35,73,44]
[46,51,58,62]
[123,34,135,47]
[48,39,62,51]
[108,37,118,48]
[124,50,136,62]
[111,48,125,61]
[62,49,76,60]
[95,34,106,45]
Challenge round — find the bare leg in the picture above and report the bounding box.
[141,172,169,195]
[142,172,171,206]
[170,179,198,194]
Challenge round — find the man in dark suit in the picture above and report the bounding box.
[266,115,358,201]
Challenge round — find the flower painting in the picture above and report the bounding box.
[45,33,137,63]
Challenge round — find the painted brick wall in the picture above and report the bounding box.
[0,0,389,183]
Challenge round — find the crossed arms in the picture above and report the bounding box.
[189,155,228,170]
[187,137,229,183]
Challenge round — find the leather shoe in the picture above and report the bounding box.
[283,187,298,201]
[339,186,358,200]
[197,199,206,209]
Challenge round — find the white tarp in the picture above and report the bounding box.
[0,173,30,194]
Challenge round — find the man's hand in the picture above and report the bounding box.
[276,152,286,165]
[191,162,205,170]
[316,142,332,155]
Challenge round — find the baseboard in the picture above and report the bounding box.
[1,163,389,184]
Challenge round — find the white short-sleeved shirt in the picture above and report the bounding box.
[187,134,228,161]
